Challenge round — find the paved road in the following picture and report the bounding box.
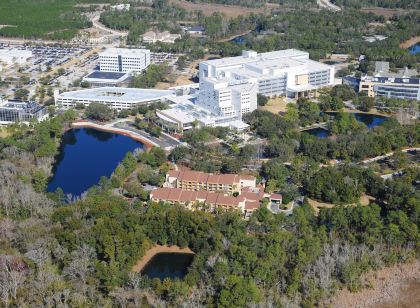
[268,197,303,216]
[91,14,128,37]
[317,0,341,12]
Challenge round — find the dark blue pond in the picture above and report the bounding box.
[409,43,420,55]
[230,35,247,44]
[305,127,330,138]
[141,253,194,280]
[48,128,144,196]
[354,113,387,128]
[326,112,388,129]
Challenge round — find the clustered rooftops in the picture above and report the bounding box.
[151,187,239,207]
[168,169,256,185]
[150,185,282,212]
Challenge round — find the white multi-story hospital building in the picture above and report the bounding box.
[199,49,334,98]
[157,49,334,133]
[198,78,258,120]
[99,48,150,73]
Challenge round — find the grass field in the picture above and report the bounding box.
[0,0,94,40]
[260,97,288,115]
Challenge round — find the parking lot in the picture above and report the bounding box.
[0,43,91,73]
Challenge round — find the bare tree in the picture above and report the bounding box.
[63,244,95,285]
[0,255,27,307]
[24,239,50,267]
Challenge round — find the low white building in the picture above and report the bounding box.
[99,48,150,73]
[142,31,181,44]
[110,3,130,11]
[185,25,205,35]
[0,100,48,125]
[54,87,173,110]
[156,95,250,133]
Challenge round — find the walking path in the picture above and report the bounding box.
[362,147,420,164]
[299,122,328,131]
[72,121,158,148]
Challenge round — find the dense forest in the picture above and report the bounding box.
[0,85,419,306]
[99,2,419,68]
[0,0,93,40]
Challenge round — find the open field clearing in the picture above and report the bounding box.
[327,260,420,308]
[169,0,268,17]
[260,97,288,114]
[360,7,419,19]
[308,194,374,215]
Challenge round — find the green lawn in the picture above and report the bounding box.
[0,0,93,40]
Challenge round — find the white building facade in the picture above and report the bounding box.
[198,78,257,120]
[99,48,150,73]
[54,87,172,110]
[199,49,334,98]
[156,49,334,134]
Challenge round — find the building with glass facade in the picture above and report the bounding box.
[347,62,420,101]
[0,100,48,125]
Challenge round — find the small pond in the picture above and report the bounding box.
[230,35,247,44]
[48,128,144,196]
[409,43,420,55]
[141,253,194,280]
[353,113,387,129]
[325,112,388,129]
[305,127,330,138]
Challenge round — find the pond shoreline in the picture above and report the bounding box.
[400,36,420,49]
[325,109,391,117]
[72,121,155,150]
[132,244,194,273]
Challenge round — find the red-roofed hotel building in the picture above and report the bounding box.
[165,170,257,194]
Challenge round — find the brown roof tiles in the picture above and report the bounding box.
[169,169,254,186]
[245,200,260,211]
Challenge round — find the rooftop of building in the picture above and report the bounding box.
[84,71,129,81]
[187,25,205,32]
[151,187,240,207]
[0,100,45,113]
[167,169,256,185]
[158,96,246,128]
[56,87,173,102]
[201,50,332,79]
[99,48,150,57]
[372,61,419,79]
[200,49,309,68]
[143,30,181,38]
